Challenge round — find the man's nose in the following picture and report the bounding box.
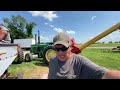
[58,50,64,54]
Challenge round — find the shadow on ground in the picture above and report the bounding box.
[32,58,48,67]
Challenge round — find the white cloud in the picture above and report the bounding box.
[89,36,93,39]
[28,11,58,21]
[40,35,51,42]
[44,22,63,33]
[66,30,75,34]
[49,25,54,28]
[44,23,54,28]
[53,28,63,33]
[45,23,48,25]
[44,22,75,35]
[91,16,96,21]
[112,21,118,26]
[98,30,120,43]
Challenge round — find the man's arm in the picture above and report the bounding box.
[0,30,7,40]
[102,70,120,79]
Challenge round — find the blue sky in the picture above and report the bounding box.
[0,11,120,44]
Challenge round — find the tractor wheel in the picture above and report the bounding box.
[25,53,33,62]
[43,46,56,65]
[13,48,24,64]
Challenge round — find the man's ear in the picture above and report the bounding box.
[69,38,75,46]
[70,45,73,49]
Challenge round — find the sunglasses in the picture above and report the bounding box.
[55,46,69,52]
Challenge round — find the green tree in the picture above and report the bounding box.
[26,22,37,38]
[3,15,37,43]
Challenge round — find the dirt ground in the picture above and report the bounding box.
[15,50,49,79]
[24,66,49,79]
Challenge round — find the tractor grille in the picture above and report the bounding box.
[37,47,41,52]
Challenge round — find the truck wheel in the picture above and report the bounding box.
[13,48,24,64]
[43,46,56,65]
[25,53,33,62]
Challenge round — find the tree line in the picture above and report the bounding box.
[3,15,37,43]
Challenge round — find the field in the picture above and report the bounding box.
[8,43,120,79]
[81,48,120,70]
[8,58,49,79]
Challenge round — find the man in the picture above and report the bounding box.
[0,24,11,43]
[47,32,120,79]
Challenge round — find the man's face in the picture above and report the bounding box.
[54,44,72,61]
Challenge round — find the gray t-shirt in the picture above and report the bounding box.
[48,54,107,79]
[0,26,11,42]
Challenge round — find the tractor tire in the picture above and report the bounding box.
[43,46,56,65]
[13,48,24,64]
[25,53,33,62]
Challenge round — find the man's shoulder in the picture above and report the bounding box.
[71,54,91,64]
[72,54,83,59]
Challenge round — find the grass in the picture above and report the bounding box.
[8,44,120,79]
[81,48,120,70]
[8,58,49,79]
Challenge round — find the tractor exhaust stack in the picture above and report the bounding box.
[38,30,40,44]
[35,34,37,44]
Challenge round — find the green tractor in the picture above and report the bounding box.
[24,30,56,65]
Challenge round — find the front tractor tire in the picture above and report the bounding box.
[25,53,33,62]
[43,46,56,65]
[13,48,24,64]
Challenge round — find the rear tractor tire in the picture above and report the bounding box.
[43,46,56,65]
[13,48,24,64]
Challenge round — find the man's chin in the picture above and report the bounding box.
[58,57,67,62]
